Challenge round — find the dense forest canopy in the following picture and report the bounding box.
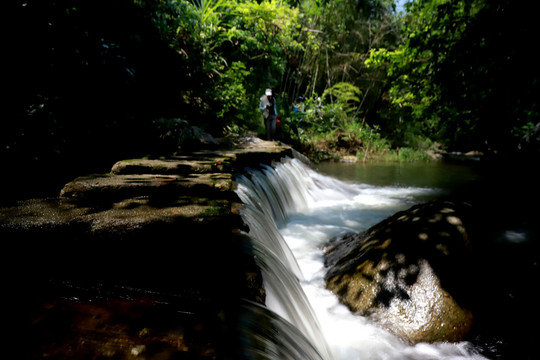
[4,0,539,199]
[368,0,539,153]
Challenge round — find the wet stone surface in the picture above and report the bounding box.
[3,137,288,359]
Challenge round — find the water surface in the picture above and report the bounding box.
[309,160,539,360]
[238,158,539,360]
[316,160,484,194]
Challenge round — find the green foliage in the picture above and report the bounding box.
[214,61,249,120]
[136,0,405,152]
[280,90,389,161]
[375,147,432,162]
[367,0,540,153]
[300,0,398,91]
[322,83,361,114]
[142,0,305,134]
[223,0,304,129]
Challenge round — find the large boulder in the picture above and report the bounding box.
[324,200,475,344]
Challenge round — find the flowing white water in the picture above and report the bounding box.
[236,158,488,360]
[238,300,325,360]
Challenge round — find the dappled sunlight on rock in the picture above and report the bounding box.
[325,200,475,343]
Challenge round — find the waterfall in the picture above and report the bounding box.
[236,157,488,360]
[236,158,334,360]
[238,300,325,360]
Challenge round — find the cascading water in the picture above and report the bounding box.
[236,157,488,360]
[236,162,333,360]
[238,300,326,360]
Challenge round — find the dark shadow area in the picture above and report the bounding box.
[3,0,188,204]
[10,205,260,359]
[463,162,540,360]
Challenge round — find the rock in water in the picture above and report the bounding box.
[324,200,475,344]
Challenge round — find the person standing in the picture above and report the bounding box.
[293,95,305,115]
[259,88,278,141]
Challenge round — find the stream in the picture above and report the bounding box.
[237,158,539,360]
[314,160,539,360]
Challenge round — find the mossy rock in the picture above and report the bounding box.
[60,173,234,205]
[111,156,232,175]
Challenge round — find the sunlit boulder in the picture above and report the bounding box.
[324,200,475,344]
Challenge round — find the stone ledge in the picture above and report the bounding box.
[111,156,232,175]
[1,136,291,359]
[60,173,234,205]
[1,136,293,294]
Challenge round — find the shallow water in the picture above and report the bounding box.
[316,161,485,194]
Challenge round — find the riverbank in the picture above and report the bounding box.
[3,136,297,359]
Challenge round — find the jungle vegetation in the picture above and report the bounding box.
[4,0,539,198]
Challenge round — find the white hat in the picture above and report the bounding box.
[265,88,272,96]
